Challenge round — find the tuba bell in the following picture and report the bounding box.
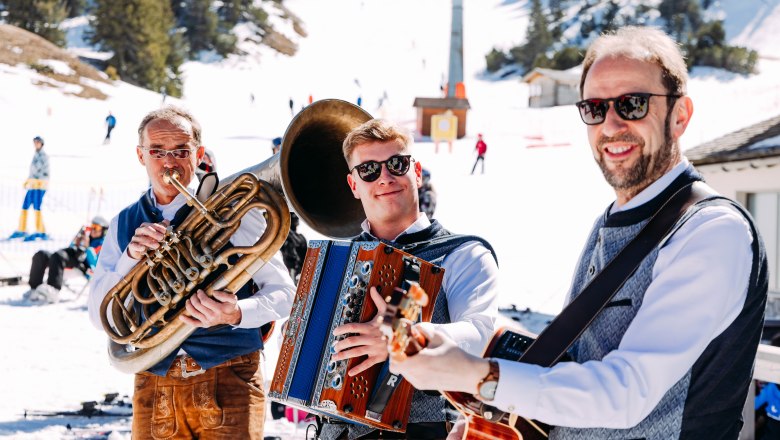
[100,99,372,373]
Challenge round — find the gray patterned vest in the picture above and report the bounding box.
[551,167,767,440]
[320,220,497,440]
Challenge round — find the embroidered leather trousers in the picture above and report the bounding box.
[132,352,265,440]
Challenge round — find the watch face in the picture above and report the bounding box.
[479,381,498,400]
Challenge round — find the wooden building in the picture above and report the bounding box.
[687,114,780,316]
[412,97,470,139]
[522,67,580,108]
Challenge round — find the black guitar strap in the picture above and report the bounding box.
[519,181,716,367]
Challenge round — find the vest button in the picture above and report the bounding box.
[588,265,595,275]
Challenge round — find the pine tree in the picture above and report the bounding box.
[548,0,566,40]
[64,0,84,17]
[219,0,251,27]
[511,0,552,71]
[602,0,621,33]
[4,0,67,46]
[179,0,219,57]
[165,24,186,97]
[91,0,182,96]
[659,0,702,42]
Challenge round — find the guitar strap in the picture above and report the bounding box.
[519,181,717,367]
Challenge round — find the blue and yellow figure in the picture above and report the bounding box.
[10,136,50,241]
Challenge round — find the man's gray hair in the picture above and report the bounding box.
[580,26,689,98]
[137,105,202,146]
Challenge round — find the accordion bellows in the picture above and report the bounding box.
[269,240,444,432]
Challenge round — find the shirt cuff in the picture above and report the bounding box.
[491,359,544,418]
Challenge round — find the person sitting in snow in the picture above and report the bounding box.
[24,216,109,303]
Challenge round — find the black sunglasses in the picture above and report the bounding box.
[575,93,681,125]
[350,154,413,182]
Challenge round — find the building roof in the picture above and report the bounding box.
[522,67,580,85]
[412,97,471,109]
[687,114,780,165]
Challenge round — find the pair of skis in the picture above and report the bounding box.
[23,393,131,419]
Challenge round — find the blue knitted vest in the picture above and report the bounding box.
[323,220,497,439]
[116,191,263,376]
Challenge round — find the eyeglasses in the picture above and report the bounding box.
[90,224,104,230]
[350,154,413,182]
[575,93,681,125]
[140,147,193,159]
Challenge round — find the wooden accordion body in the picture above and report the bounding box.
[269,240,444,432]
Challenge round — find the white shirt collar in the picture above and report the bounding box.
[360,212,430,241]
[610,158,689,214]
[149,184,197,221]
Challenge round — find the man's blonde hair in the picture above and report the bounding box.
[580,26,688,98]
[342,119,413,164]
[137,105,202,146]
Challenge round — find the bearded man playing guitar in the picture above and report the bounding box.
[390,27,767,440]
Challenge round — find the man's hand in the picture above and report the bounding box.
[446,417,467,440]
[126,221,169,260]
[180,289,242,327]
[389,324,489,394]
[330,287,389,376]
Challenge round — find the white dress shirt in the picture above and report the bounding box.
[491,160,754,428]
[361,213,499,355]
[88,187,296,332]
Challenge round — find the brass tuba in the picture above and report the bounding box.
[100,99,372,373]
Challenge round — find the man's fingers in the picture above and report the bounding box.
[333,333,382,351]
[348,358,380,376]
[369,286,386,315]
[211,290,238,304]
[137,222,166,238]
[179,314,201,327]
[184,300,209,324]
[411,323,437,346]
[334,321,377,336]
[189,290,220,315]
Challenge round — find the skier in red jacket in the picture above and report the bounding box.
[471,133,487,175]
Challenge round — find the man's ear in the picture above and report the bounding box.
[414,161,422,188]
[136,146,145,165]
[195,145,205,165]
[347,173,360,199]
[670,96,694,141]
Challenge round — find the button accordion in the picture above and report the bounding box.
[269,240,444,432]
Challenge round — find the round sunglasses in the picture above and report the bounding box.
[350,154,413,182]
[575,93,680,125]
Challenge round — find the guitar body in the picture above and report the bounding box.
[382,293,558,439]
[461,415,521,440]
[442,328,560,439]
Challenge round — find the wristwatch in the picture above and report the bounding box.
[477,358,500,401]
